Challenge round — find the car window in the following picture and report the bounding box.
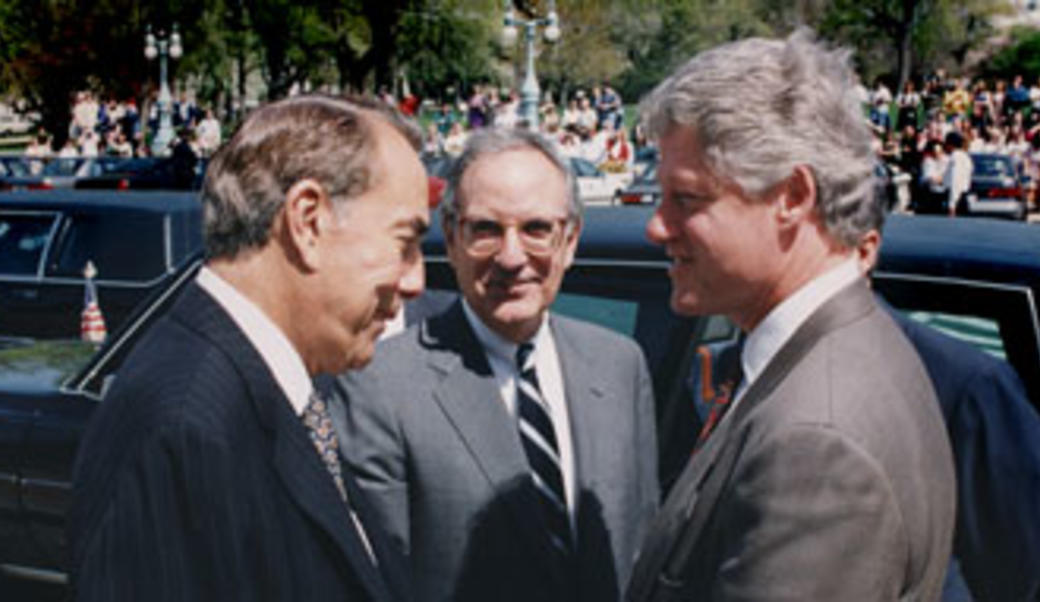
[1,158,31,177]
[45,211,166,281]
[905,310,1007,359]
[971,155,1013,178]
[41,158,85,177]
[553,293,640,335]
[0,212,57,276]
[570,158,601,178]
[875,273,1040,402]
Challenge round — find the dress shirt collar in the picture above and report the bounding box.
[196,266,313,416]
[461,298,552,365]
[741,257,861,394]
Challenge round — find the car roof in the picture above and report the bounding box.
[425,206,1040,292]
[0,189,201,214]
[879,214,1040,291]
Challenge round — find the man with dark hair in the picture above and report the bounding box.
[627,31,955,601]
[337,127,657,602]
[69,95,430,602]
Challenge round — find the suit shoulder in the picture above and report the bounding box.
[551,312,643,355]
[103,315,250,428]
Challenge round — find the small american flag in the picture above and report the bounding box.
[81,261,107,344]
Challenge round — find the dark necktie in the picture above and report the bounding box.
[515,342,573,556]
[302,389,377,563]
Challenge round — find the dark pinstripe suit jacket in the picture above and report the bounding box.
[68,282,409,602]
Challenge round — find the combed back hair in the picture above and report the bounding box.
[640,29,876,248]
[202,94,421,260]
[440,127,582,228]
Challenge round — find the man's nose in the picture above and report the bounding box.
[493,227,528,270]
[645,207,672,245]
[399,256,425,300]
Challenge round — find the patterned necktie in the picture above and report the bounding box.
[515,342,573,556]
[694,340,745,451]
[302,390,348,501]
[301,389,377,564]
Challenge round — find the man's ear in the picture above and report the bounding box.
[280,178,329,272]
[561,218,583,269]
[777,165,817,226]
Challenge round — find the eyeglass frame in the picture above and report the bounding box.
[451,214,578,257]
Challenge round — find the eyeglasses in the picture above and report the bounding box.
[455,216,572,257]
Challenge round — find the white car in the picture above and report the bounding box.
[570,157,633,206]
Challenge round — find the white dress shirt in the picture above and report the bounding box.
[196,267,312,414]
[461,300,578,529]
[732,257,862,412]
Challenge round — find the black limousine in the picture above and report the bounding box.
[1,206,1038,592]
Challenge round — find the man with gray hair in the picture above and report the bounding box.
[69,95,430,602]
[626,31,955,601]
[336,127,658,602]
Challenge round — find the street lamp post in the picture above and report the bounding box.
[144,24,183,157]
[501,1,561,129]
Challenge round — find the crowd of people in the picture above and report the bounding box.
[418,83,648,174]
[23,89,223,161]
[868,71,1040,212]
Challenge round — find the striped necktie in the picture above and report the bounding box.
[515,342,573,556]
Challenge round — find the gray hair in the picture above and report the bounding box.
[440,128,582,227]
[202,95,421,260]
[640,29,876,248]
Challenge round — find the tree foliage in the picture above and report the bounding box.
[0,0,1023,137]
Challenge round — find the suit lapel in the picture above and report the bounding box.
[424,303,569,588]
[630,280,877,600]
[171,283,394,602]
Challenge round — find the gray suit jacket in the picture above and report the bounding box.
[335,301,658,602]
[627,280,956,602]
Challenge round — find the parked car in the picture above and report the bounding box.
[0,157,93,192]
[958,153,1029,220]
[616,159,660,205]
[74,157,206,191]
[570,156,632,205]
[1,208,1038,592]
[0,191,202,339]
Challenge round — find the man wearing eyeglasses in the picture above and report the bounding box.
[334,128,658,602]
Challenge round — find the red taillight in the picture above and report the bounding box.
[620,194,642,205]
[986,187,1021,198]
[427,176,445,208]
[28,181,53,190]
[117,178,130,190]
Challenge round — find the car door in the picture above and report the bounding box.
[9,259,201,582]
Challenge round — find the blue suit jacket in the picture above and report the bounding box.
[69,282,410,602]
[893,311,1040,602]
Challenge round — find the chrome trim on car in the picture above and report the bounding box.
[0,564,67,585]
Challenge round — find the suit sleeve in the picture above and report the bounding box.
[337,369,412,557]
[71,419,251,602]
[633,344,660,525]
[952,362,1040,602]
[711,424,907,602]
